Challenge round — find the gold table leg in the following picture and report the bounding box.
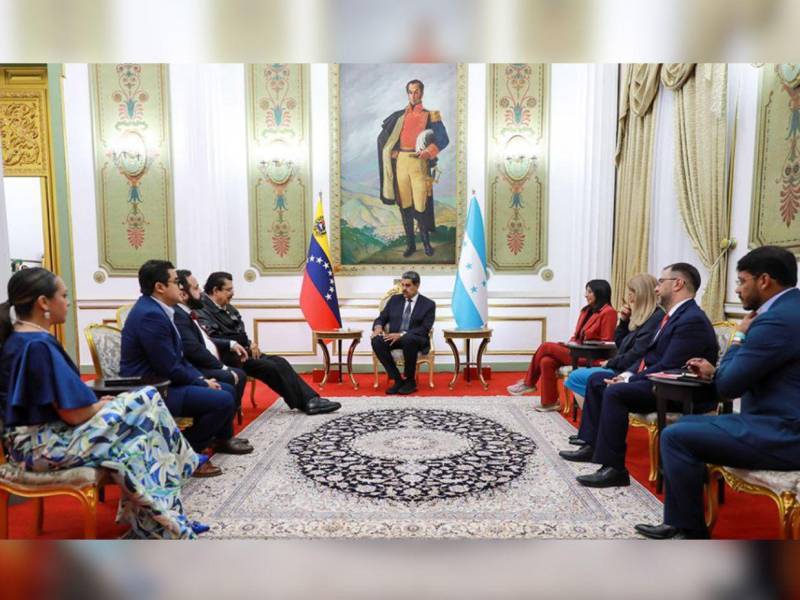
[476,336,490,390]
[317,337,331,388]
[446,337,460,390]
[346,337,360,390]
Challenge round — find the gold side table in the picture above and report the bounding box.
[313,329,363,390]
[442,328,493,390]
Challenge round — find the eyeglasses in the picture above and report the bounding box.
[656,278,679,285]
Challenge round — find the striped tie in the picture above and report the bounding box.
[401,300,412,331]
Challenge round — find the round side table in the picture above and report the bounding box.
[442,328,493,390]
[313,329,363,390]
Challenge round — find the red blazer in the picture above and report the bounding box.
[569,304,616,343]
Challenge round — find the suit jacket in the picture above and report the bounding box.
[173,305,229,371]
[570,304,617,343]
[629,299,718,381]
[120,295,204,386]
[710,288,800,463]
[606,307,665,371]
[373,293,436,353]
[197,294,251,350]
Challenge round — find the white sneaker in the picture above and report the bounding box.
[507,380,536,396]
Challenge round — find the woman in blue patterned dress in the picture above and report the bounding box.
[0,268,202,539]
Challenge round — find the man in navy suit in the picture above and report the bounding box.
[174,269,249,415]
[561,262,718,488]
[636,246,800,539]
[120,260,253,478]
[371,270,436,395]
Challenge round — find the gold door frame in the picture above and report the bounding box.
[0,65,67,347]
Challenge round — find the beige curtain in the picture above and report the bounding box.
[663,64,729,322]
[611,64,661,309]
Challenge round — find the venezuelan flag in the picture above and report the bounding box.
[300,195,342,331]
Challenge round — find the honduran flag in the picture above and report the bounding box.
[452,195,489,329]
[300,195,342,331]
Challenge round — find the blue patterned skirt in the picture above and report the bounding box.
[4,387,199,539]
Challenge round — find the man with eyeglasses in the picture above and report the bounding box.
[120,260,253,478]
[197,272,341,416]
[560,262,718,490]
[636,246,800,539]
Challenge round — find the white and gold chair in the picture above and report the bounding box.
[629,320,738,481]
[115,304,134,329]
[85,324,122,379]
[706,466,800,539]
[372,283,435,389]
[0,418,108,539]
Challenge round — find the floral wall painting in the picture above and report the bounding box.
[486,64,549,272]
[90,64,176,276]
[247,64,311,273]
[329,64,467,273]
[751,64,800,257]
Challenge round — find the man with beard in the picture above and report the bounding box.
[197,272,341,416]
[174,269,249,417]
[635,246,800,539]
[559,262,719,489]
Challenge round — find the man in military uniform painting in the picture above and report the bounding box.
[377,79,449,258]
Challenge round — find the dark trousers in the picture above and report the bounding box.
[201,367,247,409]
[242,355,316,410]
[661,415,799,533]
[163,382,236,452]
[577,371,612,445]
[371,334,425,381]
[591,379,657,469]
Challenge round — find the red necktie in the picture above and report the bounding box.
[637,313,670,373]
[190,310,198,320]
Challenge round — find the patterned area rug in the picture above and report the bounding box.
[183,397,662,539]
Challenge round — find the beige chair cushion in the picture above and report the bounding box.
[0,462,105,489]
[390,349,430,362]
[630,411,717,425]
[722,467,800,496]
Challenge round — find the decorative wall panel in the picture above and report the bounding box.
[90,64,175,275]
[246,64,311,273]
[751,64,800,256]
[486,64,549,272]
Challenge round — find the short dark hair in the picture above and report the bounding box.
[405,79,424,94]
[585,279,612,309]
[665,262,701,294]
[401,270,420,286]
[204,271,233,295]
[176,269,192,292]
[138,260,175,296]
[737,245,798,287]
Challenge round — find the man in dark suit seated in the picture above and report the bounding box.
[197,272,341,416]
[560,262,719,488]
[120,260,253,478]
[636,246,800,539]
[174,269,249,415]
[371,270,436,395]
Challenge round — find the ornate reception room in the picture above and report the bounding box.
[1,3,800,566]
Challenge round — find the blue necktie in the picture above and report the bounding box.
[401,300,412,331]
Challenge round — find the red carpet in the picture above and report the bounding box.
[5,373,780,539]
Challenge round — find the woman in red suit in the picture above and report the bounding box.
[508,279,616,411]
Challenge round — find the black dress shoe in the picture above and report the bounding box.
[398,380,418,395]
[576,465,630,488]
[558,445,595,462]
[634,523,709,540]
[568,434,580,442]
[569,438,587,446]
[213,439,254,455]
[304,397,342,415]
[386,379,405,395]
